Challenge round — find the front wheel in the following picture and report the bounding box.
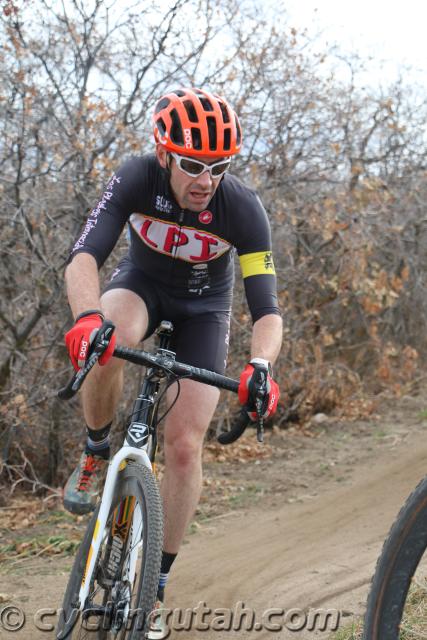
[364,475,427,639]
[57,462,163,639]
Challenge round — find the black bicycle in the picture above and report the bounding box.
[364,473,427,638]
[56,319,266,639]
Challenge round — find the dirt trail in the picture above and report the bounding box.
[3,392,427,639]
[171,422,427,640]
[170,438,426,639]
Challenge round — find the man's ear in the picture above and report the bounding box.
[155,143,168,169]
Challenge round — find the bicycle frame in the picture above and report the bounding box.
[76,324,174,611]
[58,319,259,627]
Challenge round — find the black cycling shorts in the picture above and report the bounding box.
[103,258,232,374]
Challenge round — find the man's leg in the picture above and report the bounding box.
[161,379,220,549]
[153,310,229,605]
[64,288,149,514]
[150,379,219,618]
[81,288,149,428]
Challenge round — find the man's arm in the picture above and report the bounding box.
[238,312,282,420]
[65,158,148,320]
[63,252,117,370]
[251,313,283,365]
[65,253,102,319]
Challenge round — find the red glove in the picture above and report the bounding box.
[238,358,279,421]
[65,310,116,371]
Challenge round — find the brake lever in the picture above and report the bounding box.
[58,350,100,399]
[58,320,116,400]
[256,399,264,443]
[255,373,268,443]
[91,320,115,355]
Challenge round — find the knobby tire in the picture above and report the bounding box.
[364,475,427,639]
[56,463,163,640]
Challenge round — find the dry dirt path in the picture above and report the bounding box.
[2,392,427,639]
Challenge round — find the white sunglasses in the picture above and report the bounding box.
[170,152,231,178]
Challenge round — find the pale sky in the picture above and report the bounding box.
[282,0,426,83]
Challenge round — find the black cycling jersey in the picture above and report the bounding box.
[69,154,280,323]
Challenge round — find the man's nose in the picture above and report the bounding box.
[196,168,213,187]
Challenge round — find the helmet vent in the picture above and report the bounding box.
[207,116,217,150]
[156,117,167,137]
[155,98,170,114]
[219,102,230,123]
[235,115,242,146]
[200,97,214,112]
[191,127,202,150]
[183,100,198,123]
[223,128,231,151]
[170,108,184,144]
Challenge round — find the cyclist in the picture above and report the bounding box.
[63,87,282,634]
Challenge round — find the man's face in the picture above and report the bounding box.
[156,145,225,212]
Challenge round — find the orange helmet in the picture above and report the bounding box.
[153,87,242,157]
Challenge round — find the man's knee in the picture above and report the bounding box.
[164,432,204,473]
[100,289,149,347]
[110,323,142,348]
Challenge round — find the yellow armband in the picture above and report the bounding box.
[239,251,276,278]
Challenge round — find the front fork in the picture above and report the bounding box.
[77,445,153,610]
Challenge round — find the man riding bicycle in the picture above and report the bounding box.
[63,87,282,634]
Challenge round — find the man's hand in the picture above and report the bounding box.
[65,310,116,371]
[238,358,279,421]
